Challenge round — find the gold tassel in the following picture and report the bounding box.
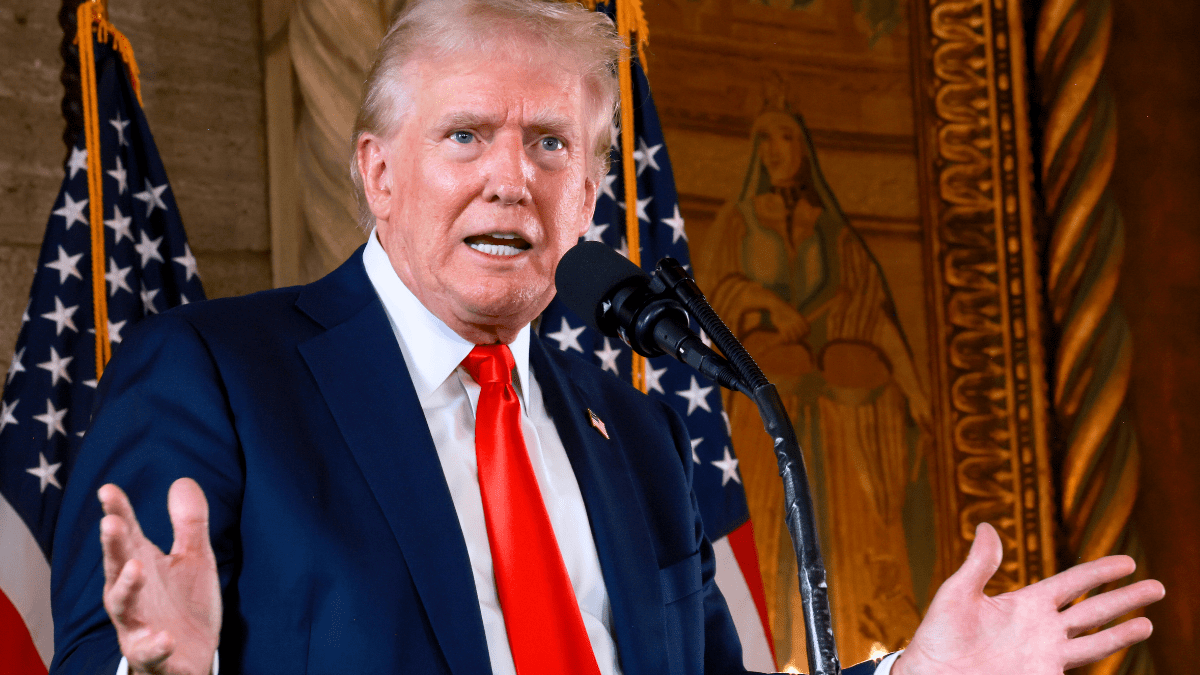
[75,0,145,378]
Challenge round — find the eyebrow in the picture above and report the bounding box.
[436,109,580,139]
[526,110,579,139]
[438,111,501,130]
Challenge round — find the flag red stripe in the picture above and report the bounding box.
[0,589,48,675]
[727,520,775,662]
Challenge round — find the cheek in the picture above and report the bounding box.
[412,152,482,206]
[423,162,467,193]
[407,175,481,250]
[536,176,589,236]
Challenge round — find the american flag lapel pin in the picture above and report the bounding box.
[587,408,610,440]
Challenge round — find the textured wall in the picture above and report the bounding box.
[1108,0,1200,667]
[0,0,270,375]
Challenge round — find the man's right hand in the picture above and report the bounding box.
[99,478,222,675]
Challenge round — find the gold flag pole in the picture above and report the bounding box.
[614,0,649,392]
[566,0,651,392]
[75,0,143,377]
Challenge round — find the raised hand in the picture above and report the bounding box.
[99,478,222,675]
[894,523,1164,675]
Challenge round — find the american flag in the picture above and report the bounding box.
[0,31,204,674]
[538,2,775,668]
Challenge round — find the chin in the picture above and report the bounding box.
[458,280,548,323]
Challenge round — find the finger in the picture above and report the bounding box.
[104,558,147,625]
[1040,555,1137,607]
[167,477,213,557]
[100,514,134,587]
[123,628,175,670]
[1064,617,1153,670]
[98,483,147,542]
[946,522,1003,595]
[1063,580,1165,635]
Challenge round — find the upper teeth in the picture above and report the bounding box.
[469,241,521,256]
[490,233,520,239]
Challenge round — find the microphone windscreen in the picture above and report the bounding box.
[554,241,649,331]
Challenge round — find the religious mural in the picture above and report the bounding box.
[696,96,934,663]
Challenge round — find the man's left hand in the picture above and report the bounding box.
[893,522,1164,675]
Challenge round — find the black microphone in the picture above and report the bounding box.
[554,242,747,394]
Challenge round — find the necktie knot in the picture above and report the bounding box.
[462,344,516,386]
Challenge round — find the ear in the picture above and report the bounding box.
[577,174,599,238]
[357,134,393,224]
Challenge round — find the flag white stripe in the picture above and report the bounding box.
[713,535,774,672]
[0,492,54,667]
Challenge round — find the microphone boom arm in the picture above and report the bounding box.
[604,281,751,396]
[653,258,842,675]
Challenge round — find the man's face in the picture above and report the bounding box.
[362,44,598,342]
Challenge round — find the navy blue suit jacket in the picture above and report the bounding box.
[49,249,878,675]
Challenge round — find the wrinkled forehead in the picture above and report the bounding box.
[399,36,603,136]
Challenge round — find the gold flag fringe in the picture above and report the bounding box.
[75,0,143,379]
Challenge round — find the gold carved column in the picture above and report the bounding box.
[1035,0,1148,672]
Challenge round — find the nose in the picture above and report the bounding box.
[482,131,532,206]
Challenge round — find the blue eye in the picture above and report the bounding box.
[541,137,564,151]
[451,131,474,144]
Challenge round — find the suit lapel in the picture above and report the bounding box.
[296,254,491,675]
[530,339,670,675]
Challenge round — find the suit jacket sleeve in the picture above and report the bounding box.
[49,312,244,673]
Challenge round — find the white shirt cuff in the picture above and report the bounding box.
[874,649,902,675]
[117,650,218,675]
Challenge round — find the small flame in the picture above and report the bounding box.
[868,642,889,660]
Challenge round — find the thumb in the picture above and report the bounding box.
[167,477,213,557]
[950,522,1003,595]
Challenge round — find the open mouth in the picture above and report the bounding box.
[464,233,532,257]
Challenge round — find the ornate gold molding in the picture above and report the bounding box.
[911,0,1057,592]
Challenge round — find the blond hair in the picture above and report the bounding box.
[350,0,625,230]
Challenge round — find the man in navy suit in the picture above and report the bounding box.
[50,1,1163,674]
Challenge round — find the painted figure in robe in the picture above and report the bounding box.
[696,105,934,666]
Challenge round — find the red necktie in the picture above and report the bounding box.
[462,344,602,675]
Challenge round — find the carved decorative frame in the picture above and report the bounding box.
[910,0,1057,592]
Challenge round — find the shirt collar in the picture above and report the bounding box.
[362,230,531,404]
